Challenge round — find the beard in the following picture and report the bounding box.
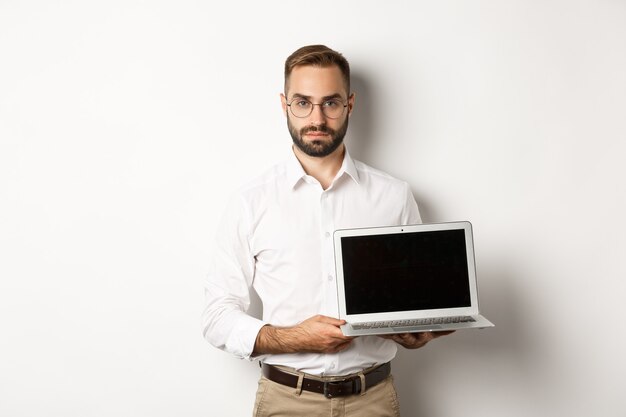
[288,116,349,158]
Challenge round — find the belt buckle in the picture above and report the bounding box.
[323,379,351,399]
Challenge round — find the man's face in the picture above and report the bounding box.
[281,65,354,157]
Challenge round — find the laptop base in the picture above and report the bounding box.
[341,315,494,336]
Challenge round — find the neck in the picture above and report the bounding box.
[293,144,345,190]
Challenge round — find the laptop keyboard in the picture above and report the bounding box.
[352,316,476,330]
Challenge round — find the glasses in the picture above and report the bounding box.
[286,97,348,119]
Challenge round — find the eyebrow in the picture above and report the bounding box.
[290,93,345,101]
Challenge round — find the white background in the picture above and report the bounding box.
[1,1,625,416]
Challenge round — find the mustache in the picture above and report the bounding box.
[301,125,335,135]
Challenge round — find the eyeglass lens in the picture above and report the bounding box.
[289,99,346,119]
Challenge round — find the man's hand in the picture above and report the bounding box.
[381,330,455,349]
[253,315,355,355]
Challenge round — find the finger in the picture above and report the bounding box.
[393,334,412,343]
[408,333,427,344]
[332,331,355,341]
[398,332,422,341]
[432,330,456,338]
[399,332,431,347]
[413,331,434,340]
[330,333,353,342]
[323,325,353,340]
[315,315,346,326]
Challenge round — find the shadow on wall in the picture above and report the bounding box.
[349,71,435,222]
[412,193,439,223]
[392,263,536,416]
[346,70,379,165]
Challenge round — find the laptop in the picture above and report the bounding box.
[333,221,494,336]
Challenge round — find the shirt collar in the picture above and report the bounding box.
[286,146,361,190]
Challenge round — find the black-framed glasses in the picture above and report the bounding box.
[286,97,348,119]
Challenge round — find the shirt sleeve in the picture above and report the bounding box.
[401,181,422,225]
[201,193,266,360]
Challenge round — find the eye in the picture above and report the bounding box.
[323,99,340,108]
[294,100,311,108]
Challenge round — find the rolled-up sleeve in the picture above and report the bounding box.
[201,194,266,360]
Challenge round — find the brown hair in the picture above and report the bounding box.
[284,45,351,95]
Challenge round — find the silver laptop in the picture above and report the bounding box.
[333,221,494,336]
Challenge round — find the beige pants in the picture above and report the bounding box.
[252,375,401,417]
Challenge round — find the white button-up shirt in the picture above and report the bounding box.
[202,147,421,376]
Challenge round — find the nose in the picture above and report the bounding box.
[309,103,327,125]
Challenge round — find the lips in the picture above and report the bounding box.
[303,127,332,137]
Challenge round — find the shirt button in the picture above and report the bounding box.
[330,363,336,369]
[325,231,331,238]
[327,275,334,281]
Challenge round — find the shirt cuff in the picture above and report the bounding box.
[226,314,268,361]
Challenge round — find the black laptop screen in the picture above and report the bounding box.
[341,229,472,315]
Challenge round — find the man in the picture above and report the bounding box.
[202,45,452,417]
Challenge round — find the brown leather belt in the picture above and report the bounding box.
[261,362,391,399]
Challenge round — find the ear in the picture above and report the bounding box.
[347,92,356,116]
[280,93,287,115]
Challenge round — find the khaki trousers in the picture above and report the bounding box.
[252,375,401,417]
